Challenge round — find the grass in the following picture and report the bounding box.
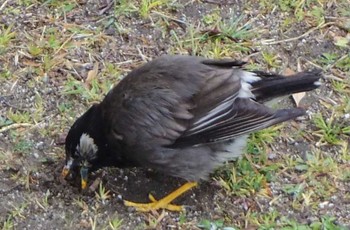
[198,219,229,230]
[0,0,349,229]
[1,202,29,230]
[200,210,349,229]
[108,217,123,230]
[245,212,348,230]
[261,51,281,69]
[217,126,283,197]
[95,182,111,203]
[13,139,34,154]
[313,112,350,145]
[6,110,31,124]
[139,0,167,19]
[336,55,350,72]
[0,25,16,55]
[170,14,255,57]
[114,0,138,17]
[275,0,325,23]
[62,76,115,103]
[113,0,178,20]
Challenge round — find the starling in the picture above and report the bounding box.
[62,55,322,212]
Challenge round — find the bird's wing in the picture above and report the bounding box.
[103,56,303,148]
[173,98,304,147]
[169,59,303,147]
[106,87,195,147]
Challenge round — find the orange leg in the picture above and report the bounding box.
[124,182,198,212]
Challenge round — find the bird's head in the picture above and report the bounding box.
[61,105,104,190]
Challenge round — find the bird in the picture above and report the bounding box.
[61,55,322,212]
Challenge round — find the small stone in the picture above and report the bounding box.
[319,201,329,209]
[268,153,277,159]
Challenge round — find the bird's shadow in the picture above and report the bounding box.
[52,161,221,211]
[103,167,217,207]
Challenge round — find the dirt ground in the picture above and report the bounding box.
[0,0,349,229]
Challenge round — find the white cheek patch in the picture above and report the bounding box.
[77,133,98,160]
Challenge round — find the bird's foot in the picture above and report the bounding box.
[123,181,197,212]
[124,194,184,212]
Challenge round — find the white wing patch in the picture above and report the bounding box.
[77,133,98,160]
[238,71,261,98]
[214,135,248,163]
[313,79,322,86]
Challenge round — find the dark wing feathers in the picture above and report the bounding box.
[202,59,246,68]
[190,69,240,128]
[134,92,189,142]
[103,55,303,149]
[173,98,305,146]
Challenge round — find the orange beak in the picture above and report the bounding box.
[81,178,88,189]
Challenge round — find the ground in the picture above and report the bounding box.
[0,0,350,229]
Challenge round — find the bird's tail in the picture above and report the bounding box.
[251,69,323,102]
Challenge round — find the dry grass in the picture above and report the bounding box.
[0,0,349,229]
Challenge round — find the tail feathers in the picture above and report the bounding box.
[251,69,323,102]
[274,107,306,122]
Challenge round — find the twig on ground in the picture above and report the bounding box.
[152,11,188,27]
[0,0,9,11]
[298,57,323,69]
[326,72,345,82]
[0,123,33,133]
[260,22,336,45]
[136,45,149,62]
[98,0,114,15]
[314,94,338,106]
[1,100,29,111]
[328,54,349,70]
[329,69,348,81]
[53,33,76,56]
